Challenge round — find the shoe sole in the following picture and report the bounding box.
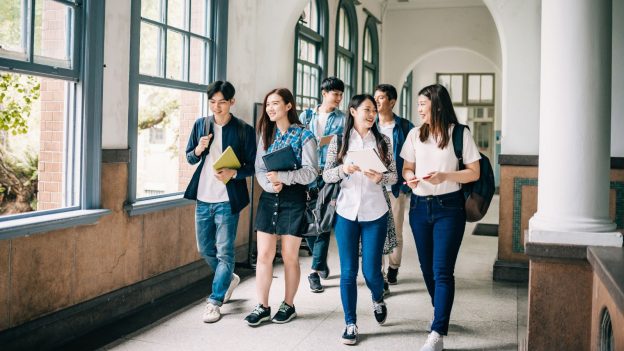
[341,338,357,345]
[376,316,387,325]
[246,315,271,327]
[271,312,297,324]
[387,281,398,285]
[203,316,221,323]
[310,287,324,293]
[223,275,240,304]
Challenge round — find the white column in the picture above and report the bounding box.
[528,0,623,246]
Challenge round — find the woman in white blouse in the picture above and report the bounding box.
[322,94,397,345]
[400,84,480,351]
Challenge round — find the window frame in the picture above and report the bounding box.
[436,72,495,107]
[400,71,413,121]
[334,0,357,109]
[0,0,109,239]
[361,15,379,94]
[125,0,229,216]
[293,0,329,111]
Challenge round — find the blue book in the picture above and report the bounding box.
[262,145,299,171]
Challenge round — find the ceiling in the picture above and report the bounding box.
[385,0,485,10]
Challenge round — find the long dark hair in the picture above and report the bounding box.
[418,84,459,149]
[337,94,390,166]
[257,88,302,151]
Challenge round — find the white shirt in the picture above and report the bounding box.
[379,121,395,192]
[197,124,229,203]
[336,129,389,221]
[315,111,330,138]
[400,125,481,196]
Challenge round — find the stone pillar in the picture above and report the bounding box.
[528,0,621,246]
[526,0,623,350]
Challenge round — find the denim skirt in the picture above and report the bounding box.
[256,183,307,236]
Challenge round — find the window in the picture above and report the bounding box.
[437,73,495,106]
[335,0,357,110]
[0,0,106,234]
[437,73,464,105]
[361,16,379,95]
[400,72,413,121]
[128,0,227,212]
[294,0,328,111]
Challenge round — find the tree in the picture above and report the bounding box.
[0,73,40,136]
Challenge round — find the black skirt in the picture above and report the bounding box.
[256,184,307,236]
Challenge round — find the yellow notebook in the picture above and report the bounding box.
[212,146,241,184]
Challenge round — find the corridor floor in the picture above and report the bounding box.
[100,196,527,351]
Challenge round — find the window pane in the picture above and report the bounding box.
[468,74,480,103]
[299,38,308,60]
[307,41,316,63]
[481,75,494,102]
[167,0,187,29]
[364,29,372,62]
[34,1,72,69]
[296,62,303,97]
[0,0,27,60]
[140,22,161,76]
[189,37,206,84]
[0,72,78,217]
[450,75,463,104]
[190,0,207,35]
[309,0,318,32]
[338,8,345,48]
[166,30,185,80]
[136,84,204,198]
[141,0,162,22]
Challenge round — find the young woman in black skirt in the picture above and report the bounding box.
[244,88,318,326]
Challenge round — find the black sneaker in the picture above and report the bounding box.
[341,324,358,345]
[308,272,324,293]
[272,301,297,323]
[383,280,390,297]
[319,266,330,279]
[373,299,387,325]
[244,304,271,326]
[387,267,398,285]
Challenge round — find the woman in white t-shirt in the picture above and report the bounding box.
[399,84,480,351]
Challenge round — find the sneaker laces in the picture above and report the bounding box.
[373,300,385,314]
[278,302,291,313]
[425,331,441,345]
[205,303,218,313]
[251,304,266,315]
[345,324,357,335]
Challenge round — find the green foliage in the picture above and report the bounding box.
[0,73,41,135]
[138,91,179,130]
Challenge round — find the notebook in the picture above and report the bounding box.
[262,145,299,171]
[212,146,241,184]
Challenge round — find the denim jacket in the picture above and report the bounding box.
[299,106,346,169]
[377,114,415,198]
[183,115,256,214]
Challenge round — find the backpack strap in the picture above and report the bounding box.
[452,123,465,169]
[203,116,215,156]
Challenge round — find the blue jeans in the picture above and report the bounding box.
[409,191,466,335]
[334,213,388,325]
[305,231,330,271]
[195,201,239,306]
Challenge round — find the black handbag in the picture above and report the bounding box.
[302,181,341,237]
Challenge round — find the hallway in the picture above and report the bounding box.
[99,196,527,351]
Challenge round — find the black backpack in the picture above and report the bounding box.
[452,124,495,222]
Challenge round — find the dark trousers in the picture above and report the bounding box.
[305,231,330,271]
[408,191,466,335]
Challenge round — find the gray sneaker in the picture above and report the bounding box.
[223,273,240,303]
[308,272,324,293]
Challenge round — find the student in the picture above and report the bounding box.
[400,84,480,351]
[322,94,397,345]
[374,84,415,291]
[299,76,346,293]
[183,81,256,323]
[244,88,318,326]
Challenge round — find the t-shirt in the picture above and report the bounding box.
[400,124,481,196]
[315,111,330,138]
[197,124,229,203]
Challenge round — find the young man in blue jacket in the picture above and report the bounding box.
[184,81,256,323]
[299,77,346,293]
[374,84,415,292]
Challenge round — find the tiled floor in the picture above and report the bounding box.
[101,195,527,350]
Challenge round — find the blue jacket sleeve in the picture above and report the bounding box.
[233,124,256,179]
[185,119,202,165]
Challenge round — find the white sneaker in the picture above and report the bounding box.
[420,331,443,351]
[203,302,221,323]
[223,273,240,303]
